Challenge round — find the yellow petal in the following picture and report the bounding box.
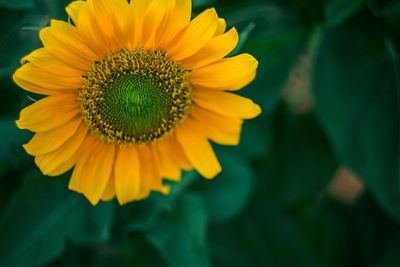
[166,135,192,171]
[167,8,219,61]
[190,105,243,145]
[69,135,115,205]
[157,0,192,48]
[34,123,88,176]
[129,0,151,49]
[114,146,141,205]
[76,0,130,55]
[65,0,86,24]
[194,89,261,119]
[136,145,156,199]
[214,18,226,36]
[142,0,173,50]
[17,94,80,132]
[21,48,84,78]
[101,175,115,201]
[24,117,81,156]
[181,27,238,69]
[39,20,97,71]
[190,53,258,91]
[138,144,170,196]
[13,63,83,94]
[175,123,221,179]
[151,140,181,181]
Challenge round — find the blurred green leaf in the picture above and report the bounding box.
[124,171,199,232]
[259,105,337,206]
[0,117,30,213]
[324,0,364,27]
[222,2,311,114]
[193,0,214,9]
[376,235,400,267]
[0,173,113,267]
[229,22,256,56]
[367,0,400,17]
[0,117,29,168]
[232,117,273,159]
[146,193,210,267]
[209,202,318,267]
[0,11,43,78]
[0,0,35,10]
[312,12,400,221]
[193,153,254,223]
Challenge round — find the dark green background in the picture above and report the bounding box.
[1,0,400,266]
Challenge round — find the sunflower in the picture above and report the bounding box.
[14,0,261,205]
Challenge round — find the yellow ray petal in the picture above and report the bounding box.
[175,123,221,179]
[39,20,97,71]
[190,53,258,91]
[34,123,88,176]
[165,135,192,171]
[194,89,261,119]
[65,0,86,25]
[69,135,115,205]
[21,48,84,78]
[167,8,219,61]
[101,175,115,201]
[138,144,171,196]
[157,0,192,48]
[17,94,80,132]
[151,140,181,181]
[214,18,226,36]
[136,145,155,199]
[76,0,130,55]
[129,0,151,49]
[181,27,238,69]
[142,0,173,50]
[114,146,141,205]
[190,105,243,145]
[13,63,83,93]
[24,117,81,156]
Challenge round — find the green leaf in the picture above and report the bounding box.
[145,193,210,267]
[0,117,30,168]
[312,13,400,221]
[192,0,214,9]
[193,153,254,223]
[259,105,337,206]
[0,117,31,213]
[124,171,199,232]
[0,0,34,10]
[209,202,318,267]
[229,22,256,56]
[0,13,43,78]
[0,172,113,267]
[324,0,364,27]
[222,2,311,113]
[367,0,400,17]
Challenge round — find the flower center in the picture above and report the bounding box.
[79,49,193,145]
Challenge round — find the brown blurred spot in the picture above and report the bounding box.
[282,29,323,114]
[328,167,364,204]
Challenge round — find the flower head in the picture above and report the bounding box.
[14,0,261,205]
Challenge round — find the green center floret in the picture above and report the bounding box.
[79,49,192,145]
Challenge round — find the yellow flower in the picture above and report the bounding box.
[13,0,261,205]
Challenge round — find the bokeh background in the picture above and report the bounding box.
[1,0,400,266]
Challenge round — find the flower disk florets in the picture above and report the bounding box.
[79,48,193,145]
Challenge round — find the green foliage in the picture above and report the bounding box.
[0,172,113,267]
[1,0,400,267]
[313,11,400,221]
[146,193,210,267]
[324,0,364,27]
[0,0,35,10]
